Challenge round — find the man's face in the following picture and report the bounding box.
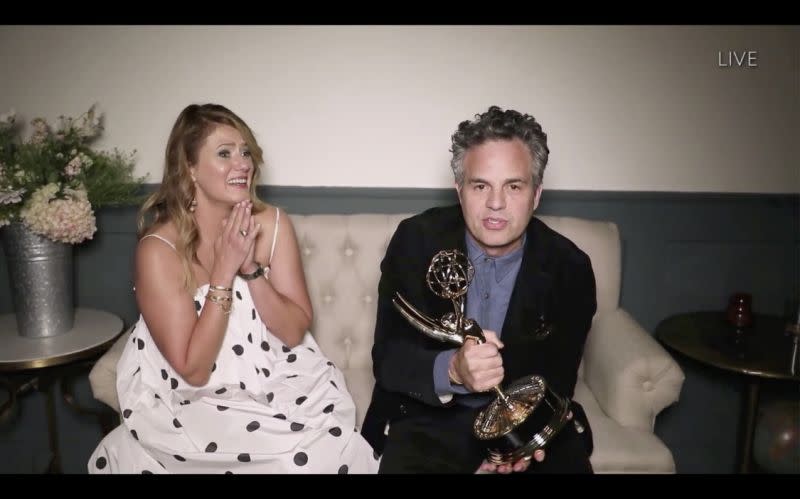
[456,138,542,257]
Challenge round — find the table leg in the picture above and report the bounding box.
[60,361,120,436]
[738,378,760,473]
[41,377,62,474]
[0,377,15,422]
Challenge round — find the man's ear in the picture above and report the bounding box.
[532,184,543,211]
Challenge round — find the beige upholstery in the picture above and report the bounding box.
[89,213,685,473]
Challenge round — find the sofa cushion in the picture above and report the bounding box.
[537,215,621,314]
[574,380,676,473]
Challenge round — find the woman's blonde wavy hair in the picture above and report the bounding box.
[137,103,268,292]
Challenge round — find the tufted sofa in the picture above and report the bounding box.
[89,213,685,473]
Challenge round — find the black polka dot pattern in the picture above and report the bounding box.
[215,387,227,395]
[282,346,291,353]
[238,453,251,462]
[274,414,286,420]
[290,422,304,431]
[307,347,315,353]
[161,369,168,380]
[158,461,166,469]
[266,392,274,403]
[294,452,308,466]
[296,396,307,405]
[194,300,201,311]
[95,457,107,470]
[142,470,153,474]
[225,471,233,474]
[170,378,178,389]
[240,382,246,390]
[329,427,342,437]
[236,291,242,300]
[174,454,186,462]
[287,374,298,379]
[130,430,138,440]
[137,339,145,350]
[217,405,229,411]
[246,421,260,432]
[287,354,297,363]
[123,409,133,418]
[133,367,141,375]
[251,309,256,320]
[205,442,217,453]
[323,404,334,414]
[154,394,161,400]
[213,363,217,372]
[373,450,380,460]
[247,333,253,343]
[232,345,244,356]
[173,418,182,428]
[338,464,348,474]
[330,381,338,389]
[261,368,270,378]
[261,341,270,351]
[327,361,334,367]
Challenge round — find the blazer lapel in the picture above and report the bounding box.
[425,206,469,318]
[501,218,554,343]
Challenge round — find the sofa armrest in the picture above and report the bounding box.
[581,308,685,432]
[88,326,131,413]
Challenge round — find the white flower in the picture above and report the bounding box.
[20,183,96,244]
[29,118,50,145]
[0,188,26,205]
[65,156,83,177]
[0,108,15,128]
[78,104,102,139]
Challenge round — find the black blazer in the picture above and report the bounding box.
[361,205,597,456]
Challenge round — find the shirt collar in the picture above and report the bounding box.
[465,231,526,283]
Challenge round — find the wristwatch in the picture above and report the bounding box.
[238,263,269,281]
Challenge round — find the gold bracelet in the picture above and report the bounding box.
[205,294,232,314]
[206,294,232,302]
[209,285,233,292]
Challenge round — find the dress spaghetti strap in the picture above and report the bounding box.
[267,207,280,266]
[140,233,177,252]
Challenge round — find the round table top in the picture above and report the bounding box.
[655,311,800,381]
[0,308,124,372]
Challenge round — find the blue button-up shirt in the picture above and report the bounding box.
[433,231,526,406]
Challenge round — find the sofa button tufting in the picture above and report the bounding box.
[642,380,654,391]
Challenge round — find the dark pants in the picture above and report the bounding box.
[378,404,593,474]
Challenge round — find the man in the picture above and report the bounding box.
[361,106,597,473]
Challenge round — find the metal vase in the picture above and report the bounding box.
[1,222,74,338]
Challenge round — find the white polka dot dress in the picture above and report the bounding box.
[88,280,380,474]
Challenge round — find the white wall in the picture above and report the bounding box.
[1,25,797,193]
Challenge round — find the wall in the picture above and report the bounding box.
[0,25,797,193]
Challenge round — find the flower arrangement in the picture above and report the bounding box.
[0,105,146,244]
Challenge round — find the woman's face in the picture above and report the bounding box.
[190,124,254,208]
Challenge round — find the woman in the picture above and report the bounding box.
[88,104,379,474]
